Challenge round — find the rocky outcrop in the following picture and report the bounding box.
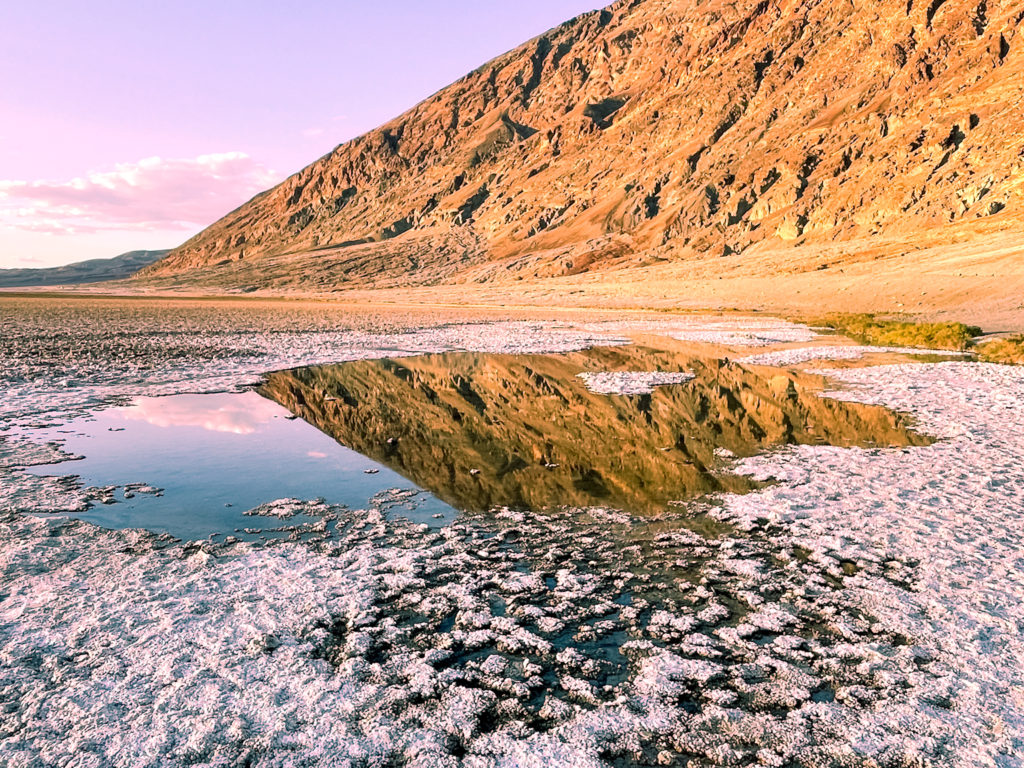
[143,0,1024,287]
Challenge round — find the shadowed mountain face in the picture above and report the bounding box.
[143,0,1024,290]
[260,346,928,513]
[0,250,169,288]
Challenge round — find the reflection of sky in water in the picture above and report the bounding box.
[112,393,286,434]
[26,391,454,541]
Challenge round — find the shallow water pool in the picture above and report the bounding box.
[21,390,455,540]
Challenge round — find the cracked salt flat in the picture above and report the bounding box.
[737,345,971,366]
[720,362,1024,765]
[576,371,695,395]
[2,306,1023,767]
[0,495,955,768]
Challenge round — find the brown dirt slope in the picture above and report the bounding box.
[141,0,1024,289]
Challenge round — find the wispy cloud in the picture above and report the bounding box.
[9,254,47,265]
[0,153,279,236]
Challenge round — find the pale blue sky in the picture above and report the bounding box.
[0,1,599,267]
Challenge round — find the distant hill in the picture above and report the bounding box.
[0,250,170,288]
[141,0,1024,291]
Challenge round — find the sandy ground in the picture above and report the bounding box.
[8,227,1023,331]
[358,229,1024,331]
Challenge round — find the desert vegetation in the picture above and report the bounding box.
[977,335,1024,365]
[813,313,983,351]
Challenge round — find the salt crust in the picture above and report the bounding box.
[721,362,1024,765]
[576,371,695,395]
[737,345,970,366]
[0,495,959,767]
[2,313,1022,766]
[583,318,818,347]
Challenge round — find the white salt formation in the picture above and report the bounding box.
[738,345,970,366]
[721,362,1024,765]
[1,308,1021,766]
[583,318,818,347]
[577,370,695,395]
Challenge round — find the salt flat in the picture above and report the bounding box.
[0,296,1021,767]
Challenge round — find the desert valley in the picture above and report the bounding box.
[2,0,1024,766]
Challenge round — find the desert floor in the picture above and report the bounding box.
[0,296,1021,766]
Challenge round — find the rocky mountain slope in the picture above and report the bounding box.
[142,0,1024,290]
[1,250,169,288]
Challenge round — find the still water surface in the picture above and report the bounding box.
[24,346,927,542]
[25,390,454,540]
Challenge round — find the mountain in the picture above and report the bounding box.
[0,250,170,288]
[141,0,1024,291]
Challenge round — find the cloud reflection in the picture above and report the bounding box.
[115,393,284,435]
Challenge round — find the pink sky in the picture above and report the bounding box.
[0,1,598,268]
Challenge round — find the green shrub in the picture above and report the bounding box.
[811,313,982,351]
[977,336,1024,365]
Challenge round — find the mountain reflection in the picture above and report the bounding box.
[260,346,928,514]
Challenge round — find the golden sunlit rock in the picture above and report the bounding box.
[142,0,1024,297]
